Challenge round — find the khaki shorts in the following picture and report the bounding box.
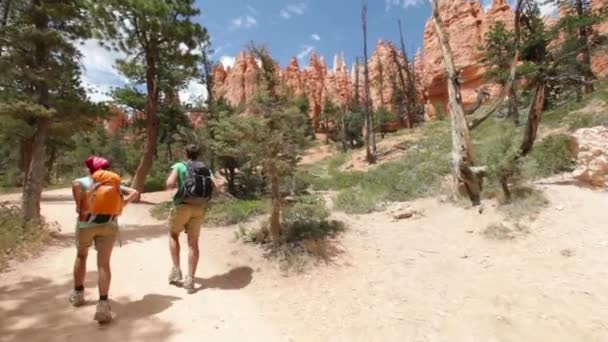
[76,223,118,250]
[169,203,208,236]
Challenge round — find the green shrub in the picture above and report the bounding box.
[567,112,608,131]
[143,173,166,193]
[282,195,343,242]
[206,199,268,226]
[523,135,575,178]
[0,203,49,268]
[334,185,386,213]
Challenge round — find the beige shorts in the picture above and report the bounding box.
[169,203,208,236]
[76,223,117,250]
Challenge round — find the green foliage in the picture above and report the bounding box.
[0,0,103,196]
[481,21,516,85]
[0,203,49,268]
[344,107,365,148]
[323,127,452,213]
[282,196,344,243]
[206,199,268,226]
[375,106,397,134]
[523,135,576,178]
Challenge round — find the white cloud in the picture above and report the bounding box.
[538,1,557,17]
[311,34,321,41]
[78,39,127,103]
[280,10,291,19]
[247,5,259,15]
[280,3,307,19]
[385,0,425,11]
[229,15,257,30]
[297,45,314,61]
[220,55,236,69]
[179,80,208,105]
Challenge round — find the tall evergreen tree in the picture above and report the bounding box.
[91,0,209,192]
[0,0,96,223]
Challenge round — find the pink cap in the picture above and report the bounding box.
[85,156,110,174]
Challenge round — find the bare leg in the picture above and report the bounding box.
[73,246,89,288]
[169,232,181,268]
[96,241,114,297]
[187,230,200,278]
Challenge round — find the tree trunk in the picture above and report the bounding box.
[430,0,481,205]
[391,47,411,128]
[398,20,417,127]
[500,176,511,202]
[132,48,160,192]
[575,0,595,94]
[362,4,376,164]
[508,87,520,126]
[22,118,49,224]
[20,138,33,187]
[341,111,347,152]
[269,170,281,242]
[45,144,57,184]
[520,82,546,156]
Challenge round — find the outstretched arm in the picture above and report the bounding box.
[120,185,140,204]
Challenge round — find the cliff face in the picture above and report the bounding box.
[422,0,512,115]
[590,0,608,77]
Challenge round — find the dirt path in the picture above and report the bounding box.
[0,189,286,342]
[2,185,608,341]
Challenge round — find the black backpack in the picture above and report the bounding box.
[178,160,214,204]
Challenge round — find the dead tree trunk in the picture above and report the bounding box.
[398,20,417,127]
[362,3,376,164]
[391,46,411,128]
[575,0,595,94]
[430,0,481,205]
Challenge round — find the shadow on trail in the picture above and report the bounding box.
[194,266,254,293]
[0,273,178,342]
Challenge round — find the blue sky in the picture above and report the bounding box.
[198,0,432,69]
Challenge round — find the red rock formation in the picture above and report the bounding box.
[422,0,514,117]
[283,57,305,97]
[243,53,261,102]
[104,106,129,135]
[367,40,405,112]
[324,53,352,109]
[304,52,327,129]
[212,64,228,101]
[590,0,608,77]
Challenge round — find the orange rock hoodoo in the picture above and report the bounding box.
[107,0,608,133]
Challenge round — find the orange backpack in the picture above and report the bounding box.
[85,170,124,216]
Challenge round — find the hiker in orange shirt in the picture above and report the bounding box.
[69,156,139,324]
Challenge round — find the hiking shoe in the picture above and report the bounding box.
[168,267,183,285]
[69,290,85,307]
[94,300,112,324]
[183,275,195,294]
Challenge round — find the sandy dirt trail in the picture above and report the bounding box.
[1,185,608,342]
[0,189,287,342]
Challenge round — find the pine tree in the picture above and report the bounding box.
[0,0,96,224]
[91,0,209,192]
[481,21,520,124]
